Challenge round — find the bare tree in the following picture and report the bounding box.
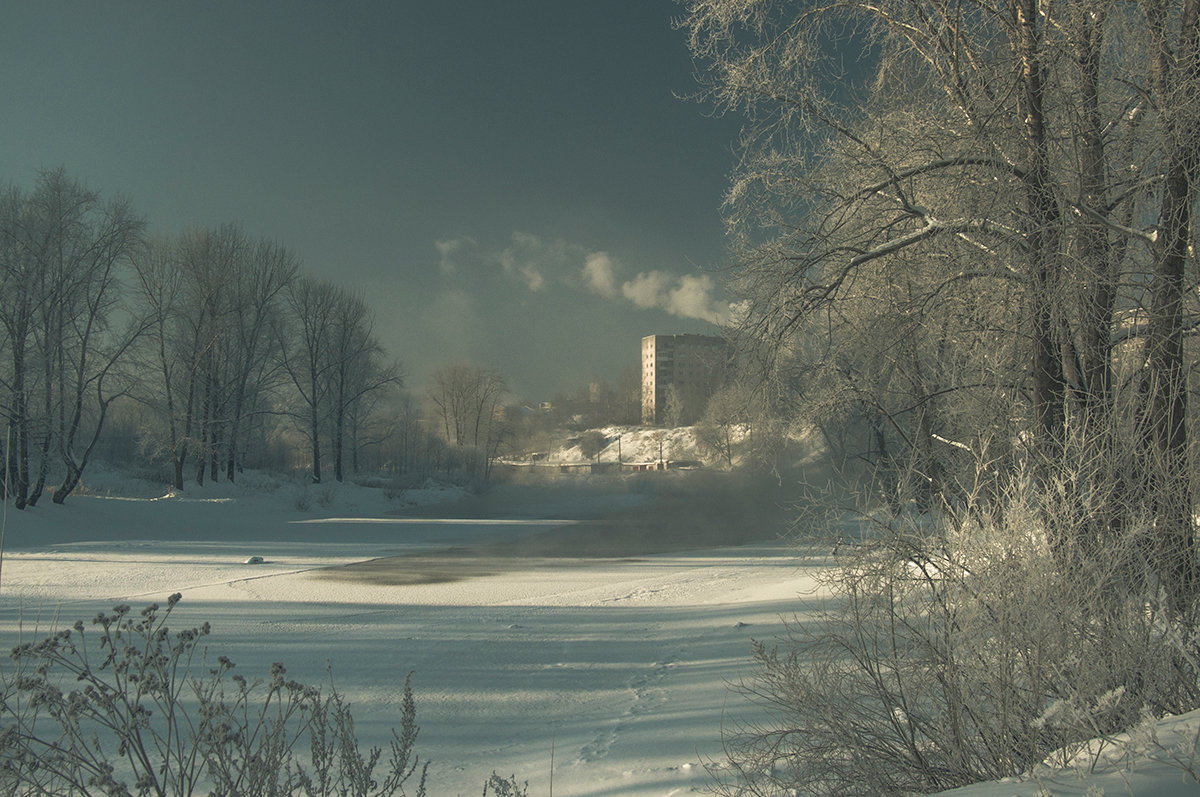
[682,0,1200,596]
[325,288,402,482]
[128,230,225,490]
[130,225,297,489]
[662,384,684,429]
[380,391,444,478]
[0,169,145,505]
[578,430,607,462]
[427,363,508,477]
[280,275,340,484]
[278,276,399,483]
[695,384,747,468]
[1139,0,1200,607]
[129,236,188,487]
[220,235,298,481]
[681,0,1200,791]
[0,183,37,507]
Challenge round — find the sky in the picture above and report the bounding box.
[0,1,743,400]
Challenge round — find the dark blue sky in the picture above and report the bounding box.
[0,1,741,399]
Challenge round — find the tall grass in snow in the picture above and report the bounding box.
[0,594,428,796]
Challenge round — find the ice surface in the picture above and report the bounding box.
[0,477,819,796]
[0,474,1193,796]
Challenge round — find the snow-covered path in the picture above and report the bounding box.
[0,482,821,796]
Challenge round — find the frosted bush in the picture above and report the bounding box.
[315,485,338,508]
[482,772,529,796]
[0,595,428,796]
[714,484,1200,796]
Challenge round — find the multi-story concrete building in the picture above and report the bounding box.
[640,333,728,425]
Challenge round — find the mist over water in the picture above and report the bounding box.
[321,470,798,585]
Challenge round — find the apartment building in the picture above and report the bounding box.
[640,333,728,425]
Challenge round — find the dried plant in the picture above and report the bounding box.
[0,594,428,797]
[712,476,1200,796]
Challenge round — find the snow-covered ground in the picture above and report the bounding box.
[0,470,1195,795]
[0,472,816,796]
[540,425,707,466]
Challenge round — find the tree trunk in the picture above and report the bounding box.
[1017,0,1066,461]
[8,338,29,509]
[51,463,79,504]
[333,370,346,483]
[310,423,322,484]
[195,372,209,487]
[209,392,221,484]
[225,406,240,483]
[1142,0,1200,611]
[1072,5,1117,429]
[27,412,52,507]
[1143,162,1197,610]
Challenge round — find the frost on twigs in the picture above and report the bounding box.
[483,772,530,797]
[713,481,1200,797]
[0,595,429,796]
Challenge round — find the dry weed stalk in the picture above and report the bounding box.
[0,594,428,797]
[714,471,1200,796]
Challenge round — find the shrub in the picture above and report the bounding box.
[714,480,1200,796]
[0,595,428,796]
[577,431,607,462]
[315,485,338,508]
[482,772,529,796]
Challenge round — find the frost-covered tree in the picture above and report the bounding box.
[0,168,144,506]
[280,275,340,484]
[278,275,399,483]
[427,363,509,477]
[325,288,403,482]
[682,0,1200,791]
[130,225,298,489]
[682,0,1200,601]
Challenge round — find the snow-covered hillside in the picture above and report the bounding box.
[513,424,706,466]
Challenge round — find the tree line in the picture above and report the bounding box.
[0,168,406,506]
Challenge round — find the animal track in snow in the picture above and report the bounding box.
[576,645,684,764]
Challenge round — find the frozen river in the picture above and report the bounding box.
[0,477,820,796]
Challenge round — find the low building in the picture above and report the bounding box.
[640,333,729,425]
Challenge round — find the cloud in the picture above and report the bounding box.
[668,274,731,325]
[441,229,733,326]
[582,251,620,298]
[434,236,478,276]
[497,231,578,292]
[621,270,673,309]
[622,270,733,325]
[518,262,546,291]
